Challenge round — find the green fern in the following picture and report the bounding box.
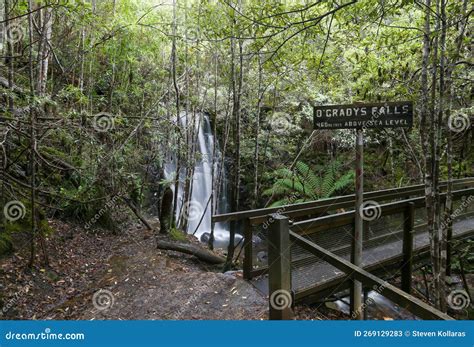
[264,160,354,207]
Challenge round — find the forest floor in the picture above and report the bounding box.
[0,219,345,320]
[4,219,465,320]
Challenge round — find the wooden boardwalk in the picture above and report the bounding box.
[213,178,474,311]
[250,217,474,299]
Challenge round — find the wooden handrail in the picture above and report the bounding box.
[291,187,474,235]
[244,186,474,280]
[213,178,474,223]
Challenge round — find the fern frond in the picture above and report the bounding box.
[325,171,354,197]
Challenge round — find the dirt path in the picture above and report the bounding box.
[0,221,267,320]
[76,236,267,320]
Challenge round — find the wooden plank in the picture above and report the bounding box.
[268,215,294,320]
[242,219,253,280]
[289,231,453,320]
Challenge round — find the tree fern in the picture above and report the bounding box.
[264,160,354,206]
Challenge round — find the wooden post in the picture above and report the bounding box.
[351,128,364,319]
[224,220,236,272]
[267,214,293,320]
[401,202,415,293]
[242,219,253,280]
[363,287,368,320]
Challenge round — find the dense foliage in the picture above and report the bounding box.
[0,0,472,281]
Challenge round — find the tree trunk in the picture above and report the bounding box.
[437,0,447,312]
[27,0,37,268]
[171,0,181,226]
[429,0,443,310]
[444,0,469,279]
[156,240,225,264]
[159,187,174,234]
[225,1,244,271]
[37,7,52,96]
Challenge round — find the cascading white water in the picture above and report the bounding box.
[164,112,231,247]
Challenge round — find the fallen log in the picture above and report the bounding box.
[156,240,225,264]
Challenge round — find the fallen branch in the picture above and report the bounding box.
[156,240,225,264]
[121,196,154,231]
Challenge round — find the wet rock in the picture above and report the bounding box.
[256,251,268,263]
[199,232,243,249]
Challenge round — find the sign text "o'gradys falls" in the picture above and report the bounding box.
[313,101,413,129]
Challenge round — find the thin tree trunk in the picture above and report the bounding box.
[209,50,218,249]
[444,0,469,279]
[430,0,442,309]
[225,1,244,270]
[171,0,181,226]
[437,0,447,312]
[4,0,14,112]
[37,7,52,96]
[27,0,37,268]
[253,53,263,209]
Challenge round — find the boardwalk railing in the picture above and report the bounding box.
[212,179,474,281]
[266,215,453,320]
[253,187,474,292]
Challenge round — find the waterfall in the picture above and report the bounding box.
[164,112,233,248]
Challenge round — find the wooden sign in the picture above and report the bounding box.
[313,101,413,129]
